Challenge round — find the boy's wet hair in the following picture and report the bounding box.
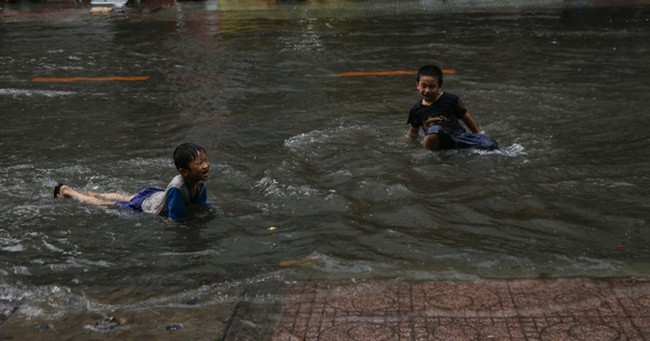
[173,142,206,170]
[417,64,444,86]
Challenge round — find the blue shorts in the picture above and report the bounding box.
[115,187,163,212]
[424,125,498,150]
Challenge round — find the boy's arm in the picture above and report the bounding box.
[462,111,481,134]
[166,188,187,221]
[406,108,420,139]
[407,125,420,139]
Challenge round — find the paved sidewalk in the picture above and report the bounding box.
[226,277,650,340]
[1,277,649,339]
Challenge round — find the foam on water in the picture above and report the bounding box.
[0,88,76,97]
[553,255,624,273]
[115,157,171,169]
[284,124,368,151]
[1,244,25,253]
[0,237,23,252]
[159,249,221,257]
[472,143,527,157]
[254,175,349,215]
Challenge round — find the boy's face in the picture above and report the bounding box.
[417,75,442,103]
[179,151,210,183]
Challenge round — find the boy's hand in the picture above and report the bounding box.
[407,126,419,139]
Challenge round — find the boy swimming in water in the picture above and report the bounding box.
[54,142,210,221]
[407,64,498,151]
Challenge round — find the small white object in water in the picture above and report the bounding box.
[90,7,112,14]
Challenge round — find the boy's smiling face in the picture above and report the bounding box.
[417,75,442,104]
[180,151,210,183]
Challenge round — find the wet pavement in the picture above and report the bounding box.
[236,277,650,340]
[3,277,650,339]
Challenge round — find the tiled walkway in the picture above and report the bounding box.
[269,278,650,340]
[2,277,650,339]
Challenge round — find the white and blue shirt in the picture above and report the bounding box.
[141,174,209,220]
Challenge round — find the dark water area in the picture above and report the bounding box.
[1,2,649,325]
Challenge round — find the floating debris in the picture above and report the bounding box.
[85,315,126,332]
[183,298,199,306]
[89,6,112,15]
[37,324,53,332]
[166,323,183,332]
[278,255,321,267]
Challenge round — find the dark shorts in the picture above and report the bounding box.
[424,125,498,150]
[115,187,163,212]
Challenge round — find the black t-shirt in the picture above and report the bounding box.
[407,92,468,135]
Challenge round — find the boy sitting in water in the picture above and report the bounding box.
[407,64,498,151]
[54,142,210,221]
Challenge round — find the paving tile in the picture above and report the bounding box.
[271,277,650,340]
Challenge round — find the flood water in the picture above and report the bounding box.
[1,1,649,330]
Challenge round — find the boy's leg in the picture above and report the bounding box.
[422,125,455,150]
[423,134,441,150]
[422,125,442,150]
[86,191,134,202]
[57,185,119,206]
[454,133,499,150]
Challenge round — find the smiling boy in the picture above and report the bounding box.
[54,142,211,221]
[407,64,498,151]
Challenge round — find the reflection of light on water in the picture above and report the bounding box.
[205,0,218,11]
[417,0,564,11]
[280,18,323,52]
